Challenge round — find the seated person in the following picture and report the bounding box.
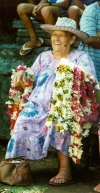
[78,0,100,89]
[17,0,72,55]
[5,17,98,186]
[78,1,100,190]
[68,0,96,28]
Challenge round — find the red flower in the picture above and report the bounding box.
[16,66,27,71]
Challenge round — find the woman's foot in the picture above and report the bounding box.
[49,168,73,186]
[94,183,100,192]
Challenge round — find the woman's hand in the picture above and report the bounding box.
[12,70,26,87]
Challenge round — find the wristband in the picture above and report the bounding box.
[49,2,52,6]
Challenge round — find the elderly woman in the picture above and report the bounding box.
[5,17,98,186]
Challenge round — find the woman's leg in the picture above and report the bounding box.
[94,183,100,192]
[49,150,72,184]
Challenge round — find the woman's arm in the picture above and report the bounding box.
[31,52,45,78]
[77,51,98,86]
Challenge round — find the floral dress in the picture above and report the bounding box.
[5,50,98,160]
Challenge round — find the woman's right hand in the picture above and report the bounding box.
[12,70,26,86]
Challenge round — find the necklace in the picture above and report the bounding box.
[6,65,34,135]
[46,58,99,164]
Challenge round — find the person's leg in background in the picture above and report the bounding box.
[17,2,44,55]
[41,6,61,24]
[68,5,83,29]
[17,2,61,55]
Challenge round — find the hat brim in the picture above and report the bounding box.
[40,24,89,41]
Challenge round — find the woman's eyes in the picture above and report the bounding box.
[52,34,66,38]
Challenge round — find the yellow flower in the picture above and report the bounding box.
[56,125,64,131]
[53,106,57,111]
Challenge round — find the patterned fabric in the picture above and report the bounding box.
[78,2,100,81]
[5,50,98,160]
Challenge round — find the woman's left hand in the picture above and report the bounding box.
[12,70,26,86]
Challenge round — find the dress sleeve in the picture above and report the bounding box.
[76,51,99,90]
[30,53,44,78]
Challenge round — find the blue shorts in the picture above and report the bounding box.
[58,7,68,17]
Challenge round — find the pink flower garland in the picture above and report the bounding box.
[6,65,34,133]
[69,67,99,163]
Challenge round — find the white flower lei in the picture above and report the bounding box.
[46,59,99,164]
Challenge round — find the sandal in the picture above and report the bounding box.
[19,38,44,56]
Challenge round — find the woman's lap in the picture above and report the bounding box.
[5,101,70,159]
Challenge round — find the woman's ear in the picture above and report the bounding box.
[71,35,77,45]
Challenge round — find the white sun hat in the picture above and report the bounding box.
[40,17,89,41]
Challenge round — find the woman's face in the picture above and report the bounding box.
[51,30,76,52]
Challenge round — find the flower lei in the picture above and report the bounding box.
[46,59,99,164]
[6,65,34,134]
